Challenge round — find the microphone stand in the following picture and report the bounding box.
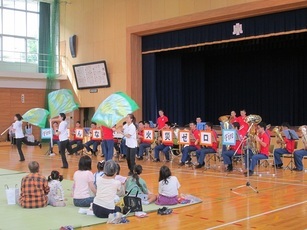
[230,122,259,194]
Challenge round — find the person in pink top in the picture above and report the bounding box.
[72,155,97,207]
[101,125,115,161]
[195,122,218,168]
[179,121,200,166]
[244,121,270,176]
[156,110,169,130]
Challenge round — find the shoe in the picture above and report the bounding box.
[165,159,170,162]
[226,165,233,172]
[292,168,303,171]
[244,170,254,177]
[157,207,173,215]
[153,158,160,162]
[49,153,55,156]
[61,166,68,169]
[273,163,283,169]
[178,162,184,166]
[195,164,204,169]
[19,159,25,162]
[38,143,42,149]
[137,156,143,160]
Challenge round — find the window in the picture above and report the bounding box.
[0,0,40,69]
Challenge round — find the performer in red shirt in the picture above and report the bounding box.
[236,109,249,136]
[273,122,298,168]
[101,125,115,161]
[221,122,245,172]
[179,121,200,166]
[195,122,218,168]
[244,121,270,176]
[156,110,168,130]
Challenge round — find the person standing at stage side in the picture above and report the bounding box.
[244,121,270,176]
[236,109,249,136]
[156,110,168,130]
[12,114,42,162]
[123,114,138,176]
[101,125,115,161]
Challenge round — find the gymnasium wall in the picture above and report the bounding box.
[59,0,261,111]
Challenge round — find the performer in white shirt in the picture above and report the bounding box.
[12,114,41,162]
[122,114,138,176]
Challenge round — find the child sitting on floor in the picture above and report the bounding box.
[94,160,105,188]
[155,165,181,205]
[47,170,66,207]
[125,164,156,205]
[114,163,127,197]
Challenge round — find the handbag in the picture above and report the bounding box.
[5,184,19,205]
[123,188,142,214]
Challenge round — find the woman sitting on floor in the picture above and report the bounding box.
[72,155,96,207]
[92,160,122,218]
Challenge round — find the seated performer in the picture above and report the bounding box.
[153,122,173,162]
[84,122,100,156]
[50,121,60,155]
[293,126,307,171]
[244,121,270,176]
[221,122,244,172]
[178,121,200,166]
[195,122,218,169]
[70,121,83,146]
[273,122,297,168]
[137,121,152,160]
[24,123,35,143]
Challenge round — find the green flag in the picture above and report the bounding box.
[22,108,50,128]
[92,92,139,128]
[48,89,79,118]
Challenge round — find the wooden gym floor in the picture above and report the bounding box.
[0,142,306,230]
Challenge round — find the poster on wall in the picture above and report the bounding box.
[73,60,110,89]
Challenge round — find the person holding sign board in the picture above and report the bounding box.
[194,122,218,169]
[221,122,244,172]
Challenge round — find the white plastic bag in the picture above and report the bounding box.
[5,184,19,205]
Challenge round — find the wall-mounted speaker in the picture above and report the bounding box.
[69,35,77,58]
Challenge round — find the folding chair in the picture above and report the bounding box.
[204,141,220,170]
[283,141,298,171]
[255,144,276,177]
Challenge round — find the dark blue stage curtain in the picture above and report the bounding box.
[142,8,307,52]
[142,8,307,126]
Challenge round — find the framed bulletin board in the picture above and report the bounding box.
[73,60,110,89]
